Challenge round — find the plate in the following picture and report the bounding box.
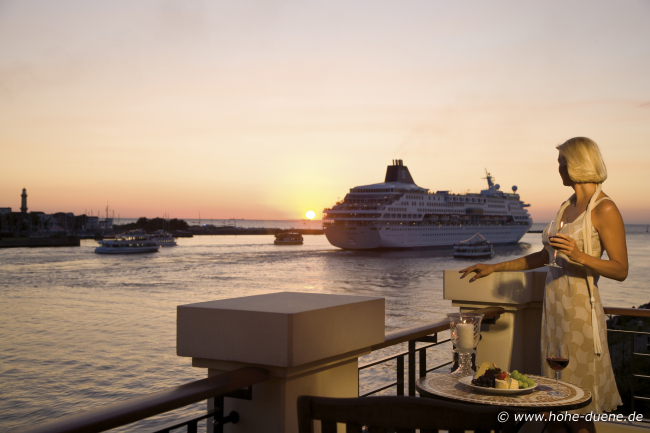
[458,376,537,395]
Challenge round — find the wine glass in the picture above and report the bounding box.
[546,341,569,397]
[544,220,563,268]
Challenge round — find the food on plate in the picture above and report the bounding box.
[475,361,492,379]
[511,370,536,389]
[471,365,536,389]
[471,365,501,388]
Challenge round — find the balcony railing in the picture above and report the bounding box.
[358,306,505,397]
[359,304,650,419]
[604,306,650,421]
[16,303,648,433]
[17,367,269,433]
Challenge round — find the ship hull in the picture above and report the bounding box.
[325,224,530,250]
[324,226,383,249]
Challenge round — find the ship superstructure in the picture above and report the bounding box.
[323,160,532,249]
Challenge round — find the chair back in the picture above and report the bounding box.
[297,395,517,433]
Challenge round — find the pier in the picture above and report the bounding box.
[0,236,80,248]
[187,227,323,236]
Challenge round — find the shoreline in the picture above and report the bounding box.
[0,236,81,248]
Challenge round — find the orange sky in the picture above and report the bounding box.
[1,1,649,223]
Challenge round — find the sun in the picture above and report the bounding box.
[306,210,316,220]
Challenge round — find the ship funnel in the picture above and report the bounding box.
[385,160,415,184]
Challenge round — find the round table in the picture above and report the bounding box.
[416,374,592,413]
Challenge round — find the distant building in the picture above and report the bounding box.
[86,216,99,230]
[0,208,11,214]
[53,212,75,230]
[99,218,113,230]
[31,212,46,222]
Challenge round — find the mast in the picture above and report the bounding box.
[483,169,495,189]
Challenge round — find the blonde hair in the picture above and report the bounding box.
[556,137,607,183]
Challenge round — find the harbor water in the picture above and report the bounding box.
[1,222,648,431]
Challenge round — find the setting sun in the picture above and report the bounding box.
[306,210,316,220]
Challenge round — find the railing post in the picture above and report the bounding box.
[419,346,427,379]
[396,355,405,396]
[212,396,224,433]
[207,397,215,433]
[178,292,385,433]
[408,341,416,396]
[630,333,635,414]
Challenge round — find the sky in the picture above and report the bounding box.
[1,0,649,223]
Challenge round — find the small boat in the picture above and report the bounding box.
[148,230,177,247]
[274,232,303,245]
[95,230,160,254]
[453,233,493,259]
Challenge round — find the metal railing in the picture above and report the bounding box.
[17,366,270,433]
[358,306,505,397]
[605,306,650,419]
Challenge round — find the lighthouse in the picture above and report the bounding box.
[21,188,28,214]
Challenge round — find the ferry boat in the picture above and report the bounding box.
[323,160,532,249]
[95,230,160,254]
[148,230,177,247]
[454,233,493,259]
[274,232,303,245]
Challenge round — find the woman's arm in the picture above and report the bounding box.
[550,200,628,281]
[459,247,549,282]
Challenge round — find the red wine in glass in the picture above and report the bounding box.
[546,342,569,397]
[547,357,569,371]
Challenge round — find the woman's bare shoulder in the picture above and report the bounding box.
[593,193,623,224]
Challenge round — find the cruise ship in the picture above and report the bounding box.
[323,160,532,249]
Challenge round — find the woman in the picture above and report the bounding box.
[460,137,627,419]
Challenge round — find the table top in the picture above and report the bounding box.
[416,374,592,412]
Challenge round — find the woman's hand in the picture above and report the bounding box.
[549,234,584,263]
[459,264,496,282]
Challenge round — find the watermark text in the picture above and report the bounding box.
[497,411,645,423]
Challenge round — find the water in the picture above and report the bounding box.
[1,223,648,431]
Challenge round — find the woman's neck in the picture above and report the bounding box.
[572,183,598,207]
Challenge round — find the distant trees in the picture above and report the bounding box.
[74,214,88,230]
[116,217,189,232]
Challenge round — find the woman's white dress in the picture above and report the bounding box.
[541,197,622,413]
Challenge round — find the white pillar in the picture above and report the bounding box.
[444,269,546,374]
[177,292,385,433]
